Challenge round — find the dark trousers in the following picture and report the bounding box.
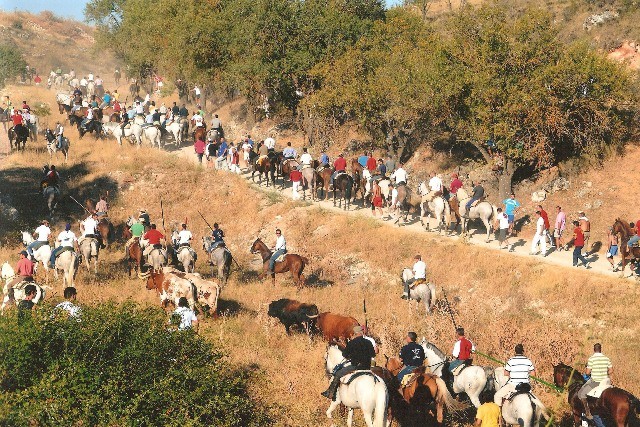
[573,246,588,266]
[326,365,357,400]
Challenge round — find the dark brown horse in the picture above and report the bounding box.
[333,173,354,210]
[385,357,466,424]
[279,158,299,189]
[350,158,366,205]
[395,184,422,225]
[193,126,206,143]
[252,153,277,187]
[97,218,114,248]
[612,218,640,275]
[250,238,308,288]
[127,238,143,277]
[553,363,639,427]
[316,165,334,200]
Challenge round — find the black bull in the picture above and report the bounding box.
[268,298,319,335]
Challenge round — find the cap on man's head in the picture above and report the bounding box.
[65,223,71,231]
[353,325,363,335]
[19,250,28,257]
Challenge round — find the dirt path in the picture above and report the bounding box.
[173,144,637,283]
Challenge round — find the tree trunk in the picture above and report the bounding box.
[498,160,516,200]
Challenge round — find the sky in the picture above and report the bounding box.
[1,0,404,22]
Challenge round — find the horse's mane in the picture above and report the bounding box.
[422,340,446,360]
[614,218,634,237]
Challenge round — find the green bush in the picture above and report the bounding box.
[0,302,271,427]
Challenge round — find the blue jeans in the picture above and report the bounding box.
[49,246,66,267]
[397,365,418,382]
[465,197,478,211]
[573,246,588,266]
[449,359,464,373]
[27,241,45,256]
[269,249,286,271]
[628,235,640,247]
[57,135,63,149]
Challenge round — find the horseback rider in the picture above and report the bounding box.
[450,327,475,373]
[391,163,407,186]
[138,209,151,228]
[425,171,443,201]
[54,121,64,150]
[269,229,286,273]
[179,104,189,119]
[210,223,225,251]
[376,158,386,178]
[257,141,269,166]
[191,110,204,129]
[299,147,313,168]
[6,251,34,301]
[142,224,165,259]
[79,212,101,247]
[321,325,376,400]
[27,220,51,259]
[176,223,192,249]
[81,107,94,130]
[42,165,60,189]
[577,343,612,420]
[49,223,78,269]
[11,107,25,134]
[449,173,463,199]
[125,218,145,254]
[283,142,297,160]
[264,136,276,151]
[494,344,536,407]
[211,113,223,137]
[402,254,426,300]
[95,195,109,217]
[330,153,347,185]
[397,331,426,382]
[465,180,484,213]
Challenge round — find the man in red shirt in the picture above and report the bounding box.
[194,138,205,164]
[7,251,35,300]
[572,220,589,268]
[449,173,463,196]
[331,153,347,186]
[627,219,640,247]
[290,166,302,200]
[143,224,165,258]
[537,204,553,247]
[366,152,377,173]
[12,110,24,126]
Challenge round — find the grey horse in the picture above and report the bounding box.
[43,186,60,216]
[202,236,233,287]
[79,237,99,274]
[455,188,497,242]
[400,267,436,315]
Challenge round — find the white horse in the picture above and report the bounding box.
[420,339,488,408]
[52,250,78,287]
[142,125,162,149]
[1,262,48,314]
[54,74,63,89]
[86,80,95,97]
[43,186,60,215]
[45,129,70,163]
[400,267,436,315]
[165,121,182,147]
[494,367,550,426]
[418,181,451,233]
[79,237,99,274]
[21,232,51,277]
[456,188,497,242]
[176,246,196,273]
[325,345,389,427]
[103,122,143,146]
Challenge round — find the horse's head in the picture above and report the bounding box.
[21,231,33,245]
[552,363,577,388]
[250,238,263,254]
[1,262,15,280]
[385,356,404,374]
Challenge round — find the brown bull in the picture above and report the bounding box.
[315,312,360,342]
[268,298,319,335]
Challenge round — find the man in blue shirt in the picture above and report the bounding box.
[397,331,425,382]
[502,192,521,234]
[216,138,228,169]
[358,151,368,168]
[283,142,297,159]
[319,153,330,166]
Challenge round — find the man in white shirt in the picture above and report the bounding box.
[495,207,512,251]
[402,254,426,299]
[54,286,82,320]
[191,111,204,128]
[49,223,77,268]
[79,213,99,248]
[391,164,408,185]
[269,229,287,272]
[88,73,94,81]
[171,297,198,331]
[424,172,444,202]
[264,136,276,150]
[494,344,536,406]
[80,77,88,88]
[530,210,547,256]
[27,220,52,258]
[299,147,313,168]
[135,101,144,115]
[177,223,192,248]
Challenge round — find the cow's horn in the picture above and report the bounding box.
[306,314,319,318]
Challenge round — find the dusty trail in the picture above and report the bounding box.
[172,145,637,283]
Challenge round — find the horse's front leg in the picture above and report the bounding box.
[347,408,354,427]
[326,398,341,427]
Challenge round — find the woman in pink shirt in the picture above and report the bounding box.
[554,206,567,250]
[194,138,205,164]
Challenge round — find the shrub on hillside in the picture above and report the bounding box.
[0,44,26,90]
[0,302,271,426]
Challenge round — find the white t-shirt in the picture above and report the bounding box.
[174,306,197,330]
[82,218,98,236]
[80,78,88,86]
[452,338,476,358]
[413,260,427,279]
[505,355,535,384]
[55,301,82,319]
[391,188,398,205]
[392,168,407,184]
[35,225,51,241]
[178,230,192,245]
[364,335,377,352]
[57,230,77,247]
[193,86,201,96]
[428,176,443,192]
[300,153,313,165]
[242,142,252,152]
[498,212,509,230]
[135,103,144,114]
[275,235,286,251]
[192,114,203,127]
[536,216,545,235]
[88,73,94,81]
[264,137,276,149]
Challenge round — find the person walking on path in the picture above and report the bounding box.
[290,166,302,200]
[572,220,590,268]
[554,206,567,250]
[194,137,205,164]
[537,205,553,247]
[530,210,547,256]
[578,211,591,256]
[495,208,512,251]
[606,227,619,271]
[502,192,521,235]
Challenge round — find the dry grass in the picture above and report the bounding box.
[1,90,639,427]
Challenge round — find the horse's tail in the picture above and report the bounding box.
[428,283,436,310]
[628,392,640,417]
[435,377,467,412]
[69,252,78,282]
[373,379,388,427]
[531,395,550,424]
[345,178,353,200]
[191,282,198,306]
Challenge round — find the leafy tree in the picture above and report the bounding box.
[0,44,26,90]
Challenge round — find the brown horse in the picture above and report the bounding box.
[193,126,206,143]
[316,165,334,200]
[250,238,308,288]
[127,238,143,277]
[385,356,467,424]
[333,173,354,210]
[395,184,422,225]
[553,363,639,427]
[252,153,277,187]
[351,158,366,204]
[97,218,114,248]
[612,218,640,275]
[280,158,299,189]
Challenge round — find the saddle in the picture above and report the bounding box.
[587,378,612,398]
[334,171,348,180]
[317,165,330,173]
[55,246,75,259]
[340,370,380,385]
[506,382,532,401]
[274,253,287,263]
[30,241,49,252]
[178,245,198,260]
[451,361,471,376]
[409,278,426,290]
[400,369,422,388]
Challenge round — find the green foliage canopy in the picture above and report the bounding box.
[0,44,26,90]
